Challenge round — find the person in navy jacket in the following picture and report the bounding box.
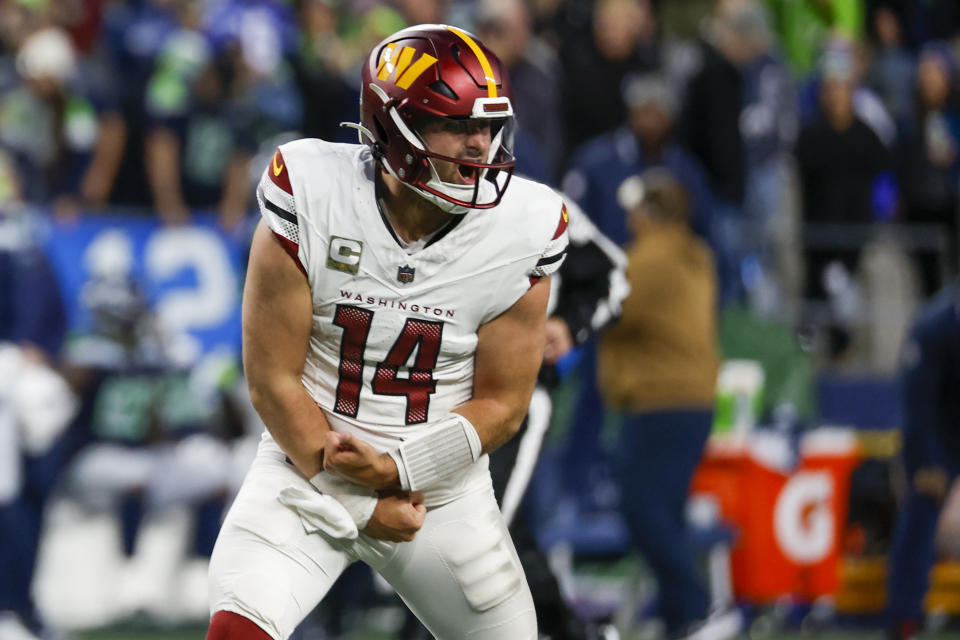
[887,279,960,640]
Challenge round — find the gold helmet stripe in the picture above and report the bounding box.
[445,26,498,97]
[376,42,399,80]
[397,51,438,89]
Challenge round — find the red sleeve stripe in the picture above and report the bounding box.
[552,204,569,240]
[271,231,307,276]
[268,149,293,195]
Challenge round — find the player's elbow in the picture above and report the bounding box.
[502,404,527,441]
[245,371,291,419]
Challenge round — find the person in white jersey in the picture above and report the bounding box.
[206,24,569,640]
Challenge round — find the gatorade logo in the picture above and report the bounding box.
[773,471,834,564]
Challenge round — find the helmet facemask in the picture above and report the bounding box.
[377,98,516,214]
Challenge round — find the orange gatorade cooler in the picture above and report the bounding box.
[693,428,861,603]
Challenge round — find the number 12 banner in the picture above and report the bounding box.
[44,214,248,358]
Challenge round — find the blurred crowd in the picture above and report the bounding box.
[4,0,960,636]
[1,0,959,363]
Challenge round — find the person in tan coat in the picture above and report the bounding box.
[599,168,736,639]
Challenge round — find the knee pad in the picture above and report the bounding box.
[207,611,273,640]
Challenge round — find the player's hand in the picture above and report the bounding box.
[362,490,426,542]
[542,317,574,364]
[324,431,400,490]
[914,466,950,503]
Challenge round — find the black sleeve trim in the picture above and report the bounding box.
[535,247,568,267]
[259,187,298,224]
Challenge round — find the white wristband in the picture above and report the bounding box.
[388,413,482,492]
[308,471,379,531]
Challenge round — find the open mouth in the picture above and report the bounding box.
[457,165,478,185]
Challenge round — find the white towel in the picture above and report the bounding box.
[278,487,359,540]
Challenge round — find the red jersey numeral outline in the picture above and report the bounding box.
[332,304,444,424]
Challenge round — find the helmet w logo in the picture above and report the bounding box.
[377,44,438,89]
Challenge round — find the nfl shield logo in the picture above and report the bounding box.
[397,265,416,284]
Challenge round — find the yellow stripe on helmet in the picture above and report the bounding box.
[397,51,438,89]
[391,46,416,83]
[376,42,399,80]
[445,26,498,97]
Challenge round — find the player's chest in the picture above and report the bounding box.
[311,255,504,358]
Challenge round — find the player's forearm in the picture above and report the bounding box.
[453,396,529,455]
[248,375,330,477]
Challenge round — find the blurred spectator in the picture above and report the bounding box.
[866,3,915,127]
[885,279,960,640]
[679,0,767,302]
[734,2,798,309]
[98,0,180,209]
[895,43,960,295]
[291,0,357,144]
[818,37,898,148]
[526,0,592,53]
[477,0,565,181]
[560,0,659,156]
[0,151,66,356]
[680,0,752,206]
[795,54,892,355]
[0,26,125,214]
[563,73,714,246]
[144,2,302,228]
[598,169,736,639]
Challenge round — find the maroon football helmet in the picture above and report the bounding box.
[353,24,516,212]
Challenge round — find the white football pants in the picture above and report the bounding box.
[208,439,536,640]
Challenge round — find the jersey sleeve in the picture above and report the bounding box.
[528,202,570,280]
[256,147,306,274]
[551,199,629,344]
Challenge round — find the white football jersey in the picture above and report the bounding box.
[256,140,568,505]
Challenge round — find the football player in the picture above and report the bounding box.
[206,24,568,640]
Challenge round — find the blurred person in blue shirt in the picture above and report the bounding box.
[886,279,960,640]
[562,73,714,246]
